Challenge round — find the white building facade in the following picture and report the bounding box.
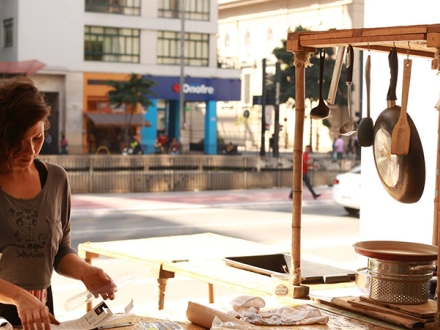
[217,0,365,153]
[0,0,241,154]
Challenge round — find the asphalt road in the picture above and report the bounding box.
[52,186,361,322]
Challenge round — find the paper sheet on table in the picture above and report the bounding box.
[52,299,133,330]
[309,286,363,302]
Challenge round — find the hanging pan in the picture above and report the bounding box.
[372,47,425,203]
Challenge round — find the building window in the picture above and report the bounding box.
[224,34,230,48]
[157,31,209,66]
[244,31,250,45]
[267,27,273,44]
[84,26,140,63]
[158,0,209,21]
[85,0,141,15]
[3,18,13,48]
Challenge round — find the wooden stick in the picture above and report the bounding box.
[292,52,310,288]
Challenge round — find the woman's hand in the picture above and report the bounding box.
[81,266,117,300]
[15,292,59,330]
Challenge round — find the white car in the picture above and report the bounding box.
[332,165,361,215]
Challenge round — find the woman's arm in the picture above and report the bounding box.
[0,279,58,330]
[56,254,116,300]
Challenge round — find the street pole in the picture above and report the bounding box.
[260,58,267,157]
[273,61,281,158]
[179,0,185,132]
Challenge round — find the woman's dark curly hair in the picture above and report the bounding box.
[0,76,51,173]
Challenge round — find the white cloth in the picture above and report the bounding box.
[228,296,329,326]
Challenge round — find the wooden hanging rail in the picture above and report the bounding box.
[287,23,440,59]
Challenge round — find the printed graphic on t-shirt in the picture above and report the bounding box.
[8,205,47,258]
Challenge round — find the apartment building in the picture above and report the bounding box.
[217,0,365,152]
[0,0,241,155]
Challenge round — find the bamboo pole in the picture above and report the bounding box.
[291,51,312,294]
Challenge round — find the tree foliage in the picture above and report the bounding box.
[105,73,157,147]
[106,73,156,113]
[268,26,348,108]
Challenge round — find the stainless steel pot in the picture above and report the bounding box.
[367,258,435,304]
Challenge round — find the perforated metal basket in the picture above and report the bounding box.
[367,258,435,304]
[369,272,431,304]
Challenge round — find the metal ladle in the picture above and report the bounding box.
[310,48,330,119]
[339,45,358,136]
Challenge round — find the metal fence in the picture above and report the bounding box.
[38,154,357,194]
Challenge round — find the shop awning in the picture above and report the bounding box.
[0,60,46,75]
[85,113,151,127]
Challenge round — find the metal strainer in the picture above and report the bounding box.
[369,272,431,304]
[367,258,435,304]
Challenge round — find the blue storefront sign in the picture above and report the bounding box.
[141,75,241,155]
[144,75,241,101]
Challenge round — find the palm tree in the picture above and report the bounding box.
[106,73,156,149]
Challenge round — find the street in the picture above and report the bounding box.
[52,186,361,321]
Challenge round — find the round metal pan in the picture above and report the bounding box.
[353,241,438,262]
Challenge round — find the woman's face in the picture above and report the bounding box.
[13,121,45,169]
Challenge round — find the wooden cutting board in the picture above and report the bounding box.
[359,296,436,318]
[348,297,433,323]
[330,297,433,329]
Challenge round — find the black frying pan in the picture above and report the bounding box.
[372,47,425,203]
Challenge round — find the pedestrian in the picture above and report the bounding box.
[0,76,116,328]
[169,137,180,155]
[60,134,68,155]
[269,134,274,156]
[334,135,345,160]
[154,137,165,154]
[289,145,321,199]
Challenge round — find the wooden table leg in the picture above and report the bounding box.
[156,267,175,310]
[157,278,168,310]
[208,283,214,303]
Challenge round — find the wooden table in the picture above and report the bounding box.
[78,233,279,310]
[78,233,420,328]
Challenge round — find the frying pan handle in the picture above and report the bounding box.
[346,45,354,84]
[387,47,398,101]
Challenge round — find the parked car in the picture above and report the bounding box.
[332,165,361,215]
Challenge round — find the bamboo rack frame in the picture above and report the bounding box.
[286,23,440,328]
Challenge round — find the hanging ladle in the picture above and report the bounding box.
[357,53,373,146]
[339,45,358,136]
[310,48,330,119]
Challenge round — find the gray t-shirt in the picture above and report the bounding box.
[0,162,76,290]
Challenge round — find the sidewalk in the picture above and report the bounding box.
[71,186,333,212]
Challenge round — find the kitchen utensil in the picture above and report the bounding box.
[310,48,330,119]
[367,258,435,304]
[390,58,412,155]
[327,46,345,105]
[357,54,373,146]
[339,45,358,136]
[353,241,437,262]
[372,47,425,203]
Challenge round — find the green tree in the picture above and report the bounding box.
[268,26,348,127]
[105,73,156,148]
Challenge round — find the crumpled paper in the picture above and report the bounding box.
[227,295,328,326]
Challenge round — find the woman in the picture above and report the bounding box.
[0,77,116,329]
